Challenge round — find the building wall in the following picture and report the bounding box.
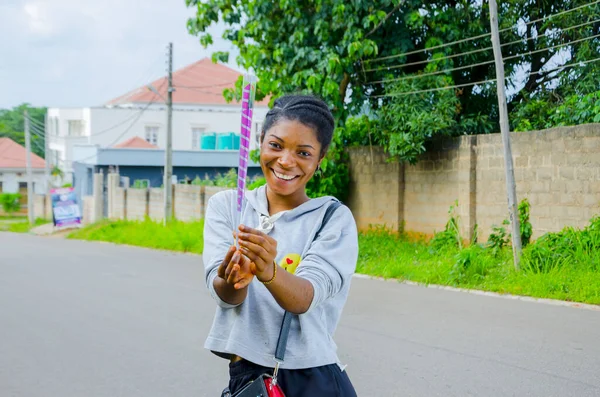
[0,169,47,195]
[347,124,600,241]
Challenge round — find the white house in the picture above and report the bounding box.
[47,58,270,183]
[0,138,47,208]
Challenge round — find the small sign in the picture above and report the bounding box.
[50,187,82,229]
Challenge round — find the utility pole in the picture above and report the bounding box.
[44,112,50,192]
[24,110,35,225]
[489,0,522,270]
[163,42,174,223]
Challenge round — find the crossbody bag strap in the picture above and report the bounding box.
[274,200,342,362]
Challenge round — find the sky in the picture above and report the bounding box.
[0,0,236,109]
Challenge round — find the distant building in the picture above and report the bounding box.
[47,58,269,183]
[0,138,47,208]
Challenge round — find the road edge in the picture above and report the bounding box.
[353,273,600,312]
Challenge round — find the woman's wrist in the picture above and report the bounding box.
[257,260,277,284]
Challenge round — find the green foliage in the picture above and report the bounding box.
[378,76,461,164]
[522,217,600,274]
[0,193,21,216]
[487,220,510,256]
[248,176,267,190]
[450,244,499,283]
[214,168,238,188]
[191,174,214,186]
[68,218,205,254]
[6,218,48,233]
[305,130,349,200]
[519,199,533,247]
[132,180,149,189]
[356,225,600,304]
[430,201,462,251]
[514,91,600,132]
[0,104,47,158]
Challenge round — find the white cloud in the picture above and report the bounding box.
[0,0,238,108]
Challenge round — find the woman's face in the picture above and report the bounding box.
[260,118,322,198]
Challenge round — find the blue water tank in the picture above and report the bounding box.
[201,133,216,150]
[217,133,234,150]
[231,133,240,150]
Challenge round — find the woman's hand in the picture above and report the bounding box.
[236,225,277,282]
[217,246,256,290]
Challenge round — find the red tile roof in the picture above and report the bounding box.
[0,138,46,169]
[113,136,159,149]
[107,58,269,107]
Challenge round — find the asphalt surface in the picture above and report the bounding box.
[1,232,599,396]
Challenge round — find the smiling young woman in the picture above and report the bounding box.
[203,95,358,397]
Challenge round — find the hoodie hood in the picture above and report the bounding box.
[245,185,337,221]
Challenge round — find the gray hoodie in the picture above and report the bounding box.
[203,185,358,369]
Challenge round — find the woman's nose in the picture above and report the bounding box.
[277,151,295,167]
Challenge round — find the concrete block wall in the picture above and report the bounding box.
[476,124,600,239]
[174,185,204,221]
[127,188,148,221]
[82,196,94,225]
[347,123,600,241]
[347,147,403,231]
[148,188,164,221]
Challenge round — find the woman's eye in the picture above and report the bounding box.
[299,151,311,157]
[269,142,281,149]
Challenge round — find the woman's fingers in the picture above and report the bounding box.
[227,264,241,285]
[239,240,269,269]
[218,246,236,279]
[224,250,241,279]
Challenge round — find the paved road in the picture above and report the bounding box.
[1,233,599,397]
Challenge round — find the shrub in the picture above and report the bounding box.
[0,193,21,216]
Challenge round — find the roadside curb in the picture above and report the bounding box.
[353,273,600,312]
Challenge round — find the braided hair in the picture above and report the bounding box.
[260,95,335,156]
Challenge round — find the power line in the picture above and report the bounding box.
[370,54,600,98]
[365,16,600,74]
[51,80,166,141]
[366,0,600,65]
[368,28,600,84]
[72,98,158,164]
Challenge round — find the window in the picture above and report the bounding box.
[53,117,59,136]
[191,127,205,150]
[68,120,85,137]
[145,126,159,145]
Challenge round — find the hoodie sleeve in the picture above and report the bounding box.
[203,191,240,309]
[295,205,358,314]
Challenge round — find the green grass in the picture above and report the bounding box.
[357,224,600,305]
[0,218,50,233]
[68,218,205,254]
[67,217,600,305]
[0,215,27,221]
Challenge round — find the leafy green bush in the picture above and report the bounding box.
[519,198,533,247]
[0,193,21,216]
[522,217,600,274]
[487,220,510,256]
[430,201,462,252]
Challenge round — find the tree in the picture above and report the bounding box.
[187,1,600,179]
[0,104,47,158]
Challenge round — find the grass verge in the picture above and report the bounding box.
[357,222,600,305]
[67,218,205,254]
[0,218,49,233]
[68,217,600,305]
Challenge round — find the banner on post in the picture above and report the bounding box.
[50,187,82,228]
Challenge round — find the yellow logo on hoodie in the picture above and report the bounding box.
[279,253,301,274]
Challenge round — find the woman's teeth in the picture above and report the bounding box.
[273,170,296,181]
